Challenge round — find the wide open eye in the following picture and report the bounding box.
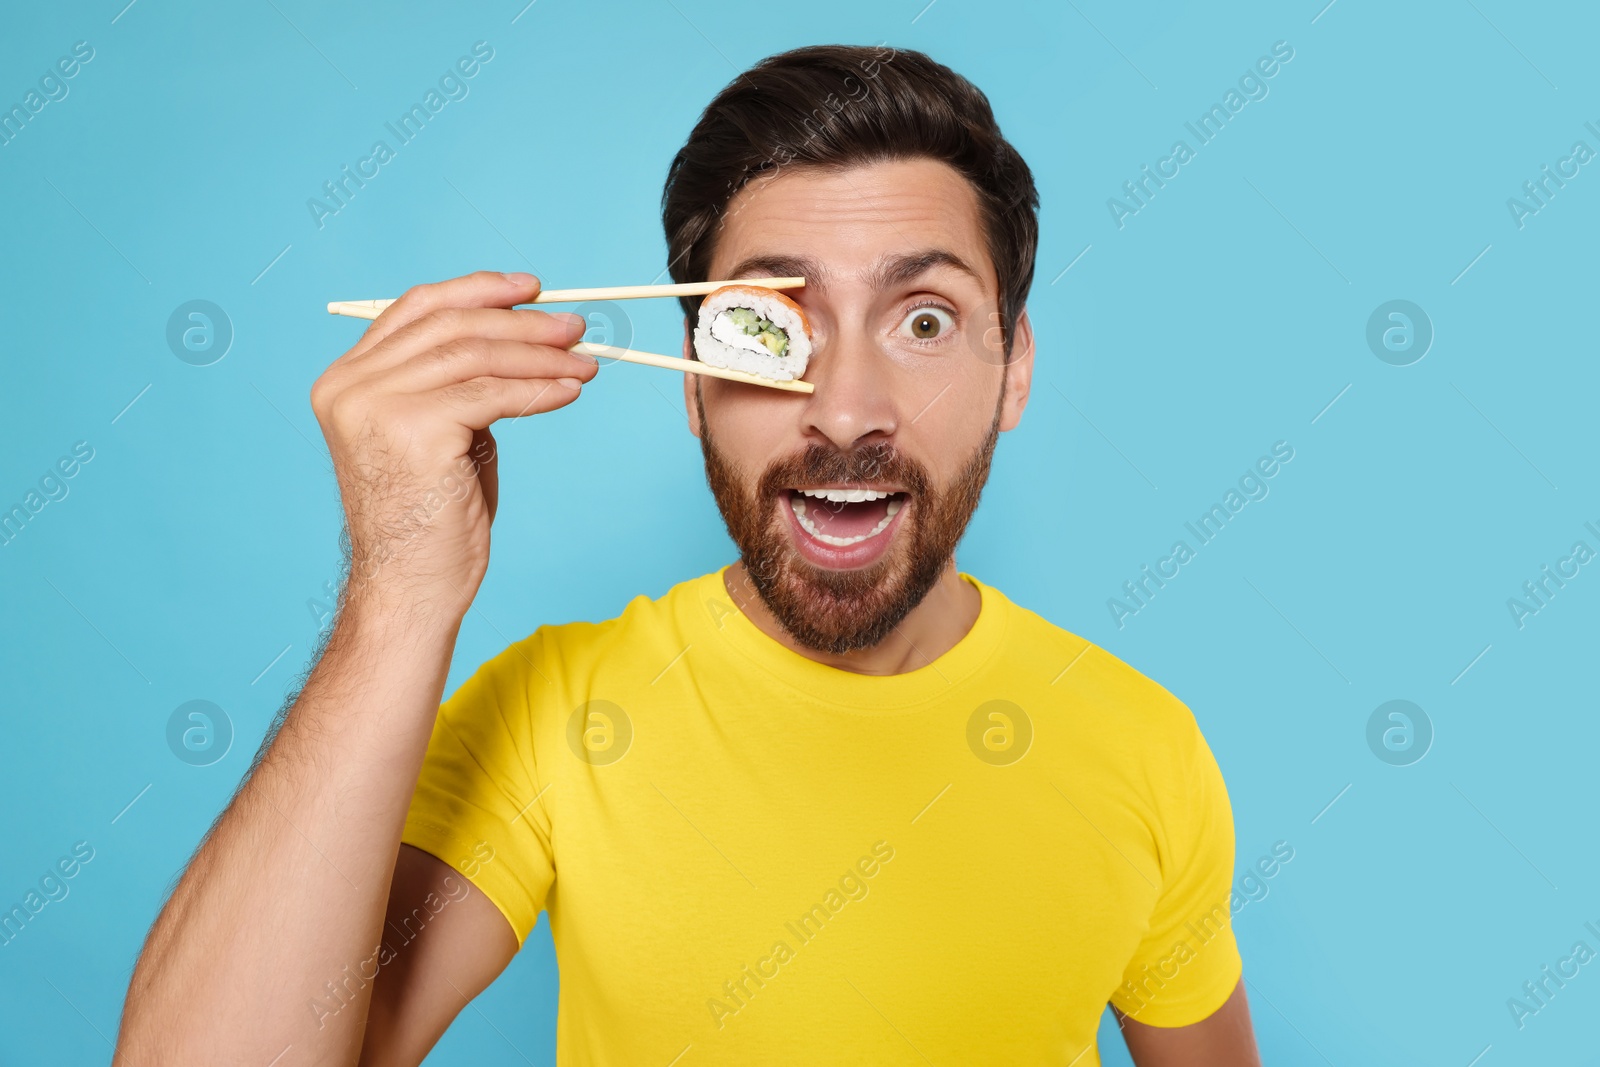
[897,305,955,342]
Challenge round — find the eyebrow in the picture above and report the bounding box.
[872,247,984,292]
[722,247,986,295]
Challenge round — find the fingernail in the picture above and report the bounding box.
[503,272,537,285]
[557,377,583,390]
[551,311,585,328]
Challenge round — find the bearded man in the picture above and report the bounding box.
[118,44,1259,1067]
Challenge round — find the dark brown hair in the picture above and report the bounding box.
[661,44,1039,358]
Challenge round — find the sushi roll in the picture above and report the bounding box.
[693,284,813,381]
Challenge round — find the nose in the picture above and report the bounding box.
[798,326,898,452]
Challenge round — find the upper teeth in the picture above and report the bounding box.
[789,494,902,546]
[796,488,894,503]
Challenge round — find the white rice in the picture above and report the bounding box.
[693,287,812,381]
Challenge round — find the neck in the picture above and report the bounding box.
[722,558,981,676]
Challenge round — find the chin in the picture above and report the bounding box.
[743,489,949,655]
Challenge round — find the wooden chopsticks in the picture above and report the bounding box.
[325,276,813,393]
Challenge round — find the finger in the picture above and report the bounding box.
[383,337,601,393]
[421,374,589,428]
[355,306,590,375]
[349,271,544,359]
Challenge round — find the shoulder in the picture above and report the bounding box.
[971,575,1206,754]
[468,570,718,694]
[974,579,1233,854]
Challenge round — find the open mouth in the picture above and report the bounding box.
[782,487,908,568]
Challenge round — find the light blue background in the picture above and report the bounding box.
[2,1,1596,1063]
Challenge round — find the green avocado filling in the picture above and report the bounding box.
[723,306,790,357]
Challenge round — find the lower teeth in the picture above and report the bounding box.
[789,495,902,546]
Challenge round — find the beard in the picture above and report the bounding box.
[696,384,1004,655]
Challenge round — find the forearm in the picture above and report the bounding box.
[117,594,462,1065]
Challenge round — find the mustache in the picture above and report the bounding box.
[755,441,930,498]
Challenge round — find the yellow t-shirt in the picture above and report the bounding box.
[402,567,1242,1065]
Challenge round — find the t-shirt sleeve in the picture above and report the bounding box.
[1108,712,1243,1027]
[401,635,555,948]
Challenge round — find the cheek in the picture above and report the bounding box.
[904,372,1001,477]
[701,386,796,462]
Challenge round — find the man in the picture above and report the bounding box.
[119,45,1260,1066]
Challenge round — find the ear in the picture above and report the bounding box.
[682,316,703,439]
[998,306,1034,432]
